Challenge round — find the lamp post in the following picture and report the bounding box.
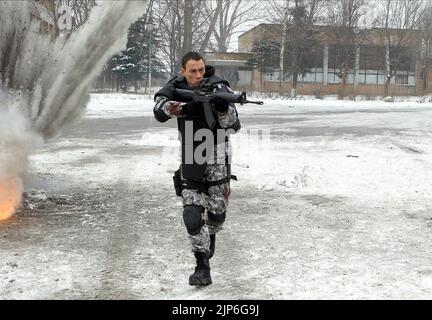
[148,23,153,99]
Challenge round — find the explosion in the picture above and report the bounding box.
[0,177,22,221]
[0,110,32,222]
[0,1,149,221]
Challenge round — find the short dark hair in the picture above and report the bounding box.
[181,52,206,69]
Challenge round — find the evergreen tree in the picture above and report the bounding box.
[248,40,281,84]
[107,15,162,92]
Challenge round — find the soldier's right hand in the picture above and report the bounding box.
[167,101,185,117]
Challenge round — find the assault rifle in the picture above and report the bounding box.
[174,88,264,129]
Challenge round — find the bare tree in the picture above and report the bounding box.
[288,0,323,97]
[63,0,96,29]
[198,0,223,54]
[154,0,222,76]
[266,0,324,96]
[373,0,425,97]
[181,0,193,56]
[325,0,369,98]
[187,0,224,54]
[267,0,292,94]
[202,0,261,53]
[420,3,432,93]
[154,0,184,75]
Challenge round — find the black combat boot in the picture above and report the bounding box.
[189,251,212,286]
[208,234,216,259]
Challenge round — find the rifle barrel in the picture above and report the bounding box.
[174,88,263,105]
[245,100,264,105]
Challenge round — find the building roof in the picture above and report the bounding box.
[238,23,421,48]
[238,24,281,41]
[238,23,421,38]
[204,52,253,68]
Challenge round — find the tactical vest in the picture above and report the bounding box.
[154,69,240,181]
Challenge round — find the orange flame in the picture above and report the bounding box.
[0,177,22,221]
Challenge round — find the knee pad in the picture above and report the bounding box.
[207,211,226,227]
[183,205,205,235]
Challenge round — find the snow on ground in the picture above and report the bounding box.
[1,93,432,299]
[86,94,154,118]
[88,93,432,201]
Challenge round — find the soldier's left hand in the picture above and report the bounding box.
[211,97,229,114]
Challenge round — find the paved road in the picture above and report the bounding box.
[1,105,432,299]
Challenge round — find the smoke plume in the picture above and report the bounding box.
[0,1,149,219]
[0,108,37,220]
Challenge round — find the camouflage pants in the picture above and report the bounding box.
[181,163,231,253]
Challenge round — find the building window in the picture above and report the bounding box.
[347,71,355,84]
[328,44,356,84]
[265,68,324,83]
[377,71,385,85]
[395,71,416,85]
[328,67,340,84]
[358,70,384,85]
[359,45,416,86]
[408,73,416,85]
[366,70,378,84]
[300,48,324,83]
[264,71,280,81]
[301,68,323,83]
[359,46,385,85]
[315,69,324,83]
[327,67,356,84]
[395,72,408,85]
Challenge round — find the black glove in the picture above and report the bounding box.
[180,101,202,116]
[211,97,229,113]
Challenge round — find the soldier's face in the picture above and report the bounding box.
[182,59,205,87]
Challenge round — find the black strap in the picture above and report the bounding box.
[181,180,207,193]
[180,158,238,192]
[182,174,239,192]
[206,177,229,188]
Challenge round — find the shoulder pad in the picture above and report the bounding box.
[168,74,186,84]
[206,75,230,87]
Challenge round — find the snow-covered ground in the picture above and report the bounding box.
[1,93,432,299]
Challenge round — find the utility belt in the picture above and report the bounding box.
[173,162,237,197]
